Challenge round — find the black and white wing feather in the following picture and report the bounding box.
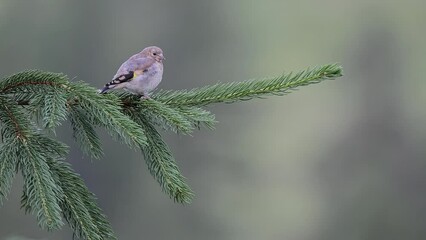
[99,57,154,94]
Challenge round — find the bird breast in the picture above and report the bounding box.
[125,62,163,94]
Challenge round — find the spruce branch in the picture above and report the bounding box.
[0,70,69,94]
[47,158,116,240]
[0,70,148,150]
[0,96,66,229]
[119,93,216,132]
[0,96,33,139]
[67,82,148,148]
[154,64,342,106]
[140,98,194,134]
[19,135,67,230]
[0,63,342,239]
[0,138,19,205]
[68,106,103,159]
[129,113,194,203]
[172,105,216,130]
[36,88,68,129]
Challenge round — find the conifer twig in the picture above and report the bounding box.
[154,64,342,106]
[0,63,343,240]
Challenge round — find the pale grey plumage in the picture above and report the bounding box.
[100,46,165,98]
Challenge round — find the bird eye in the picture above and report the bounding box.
[153,52,157,55]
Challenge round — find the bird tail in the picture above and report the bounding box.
[98,86,110,94]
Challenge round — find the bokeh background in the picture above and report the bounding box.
[1,0,426,239]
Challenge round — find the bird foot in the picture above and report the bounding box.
[139,95,151,100]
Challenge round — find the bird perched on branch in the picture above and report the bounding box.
[99,46,165,99]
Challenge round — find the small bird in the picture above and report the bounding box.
[99,46,165,98]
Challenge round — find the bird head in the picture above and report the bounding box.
[142,46,165,62]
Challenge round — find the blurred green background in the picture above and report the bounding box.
[1,0,426,239]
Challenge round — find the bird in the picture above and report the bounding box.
[99,46,165,99]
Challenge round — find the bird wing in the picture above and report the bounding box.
[100,57,155,92]
[112,57,155,82]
